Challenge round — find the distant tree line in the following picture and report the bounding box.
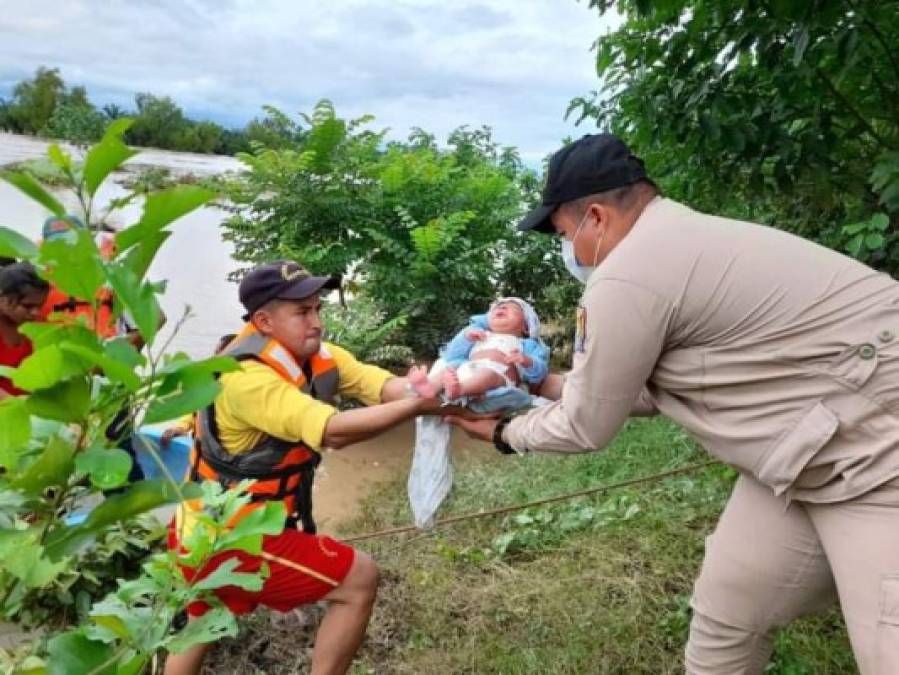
[0,67,298,155]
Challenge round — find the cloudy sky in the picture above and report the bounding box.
[0,1,615,165]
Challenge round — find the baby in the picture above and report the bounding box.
[409,297,549,401]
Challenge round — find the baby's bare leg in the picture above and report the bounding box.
[408,365,441,398]
[446,367,505,399]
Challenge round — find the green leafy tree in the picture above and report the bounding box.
[214,127,251,155]
[0,97,12,131]
[0,122,280,672]
[243,105,302,149]
[127,93,189,149]
[6,67,68,134]
[42,101,107,144]
[571,0,899,272]
[2,68,257,156]
[102,103,128,121]
[223,101,542,358]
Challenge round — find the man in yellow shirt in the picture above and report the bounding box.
[166,260,447,675]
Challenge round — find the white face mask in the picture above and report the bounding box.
[560,210,604,284]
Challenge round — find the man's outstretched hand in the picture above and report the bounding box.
[443,414,499,442]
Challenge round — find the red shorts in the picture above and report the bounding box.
[168,525,355,617]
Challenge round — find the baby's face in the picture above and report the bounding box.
[488,301,526,336]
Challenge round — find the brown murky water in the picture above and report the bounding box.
[314,420,491,532]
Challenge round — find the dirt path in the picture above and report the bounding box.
[311,419,491,533]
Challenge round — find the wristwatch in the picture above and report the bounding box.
[492,415,518,455]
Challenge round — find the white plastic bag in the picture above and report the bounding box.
[408,415,454,529]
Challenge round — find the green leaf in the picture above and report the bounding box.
[846,232,864,257]
[47,143,73,173]
[217,500,286,554]
[0,397,31,469]
[842,220,868,236]
[19,321,100,351]
[157,354,238,383]
[46,631,115,675]
[0,225,39,259]
[114,653,148,675]
[105,263,161,344]
[13,344,88,392]
[87,594,162,650]
[164,607,237,654]
[104,117,134,139]
[116,185,216,251]
[0,170,65,216]
[864,233,885,251]
[75,445,133,490]
[144,377,221,425]
[119,229,171,282]
[44,479,201,559]
[191,556,266,593]
[83,118,137,196]
[595,39,615,74]
[59,343,141,392]
[870,213,890,231]
[10,435,76,496]
[104,337,146,369]
[0,529,69,588]
[25,376,92,422]
[38,228,106,301]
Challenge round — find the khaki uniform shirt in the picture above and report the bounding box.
[507,198,899,503]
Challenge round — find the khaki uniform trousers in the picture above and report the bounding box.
[686,474,899,675]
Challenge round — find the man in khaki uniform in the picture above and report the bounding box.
[451,134,899,674]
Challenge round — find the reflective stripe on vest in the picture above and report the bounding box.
[188,324,339,533]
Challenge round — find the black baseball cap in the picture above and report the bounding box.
[239,260,341,320]
[518,134,648,233]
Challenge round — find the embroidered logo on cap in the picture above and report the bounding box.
[280,263,308,281]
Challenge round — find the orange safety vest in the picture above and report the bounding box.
[40,233,118,338]
[42,287,117,338]
[187,324,340,533]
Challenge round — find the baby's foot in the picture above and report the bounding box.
[408,365,438,398]
[443,368,462,400]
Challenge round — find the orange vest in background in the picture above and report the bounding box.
[40,233,118,338]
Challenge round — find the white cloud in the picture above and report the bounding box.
[0,0,615,164]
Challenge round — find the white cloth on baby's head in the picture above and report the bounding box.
[490,296,541,339]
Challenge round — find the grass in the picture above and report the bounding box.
[206,417,856,674]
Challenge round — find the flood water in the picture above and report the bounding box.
[0,132,246,358]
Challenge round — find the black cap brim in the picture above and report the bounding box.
[241,274,342,321]
[276,274,341,302]
[517,204,556,233]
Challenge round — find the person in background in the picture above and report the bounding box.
[0,262,49,399]
[40,215,120,338]
[39,214,165,483]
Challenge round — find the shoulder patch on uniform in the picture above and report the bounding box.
[575,305,586,353]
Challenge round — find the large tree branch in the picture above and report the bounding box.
[815,69,890,148]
